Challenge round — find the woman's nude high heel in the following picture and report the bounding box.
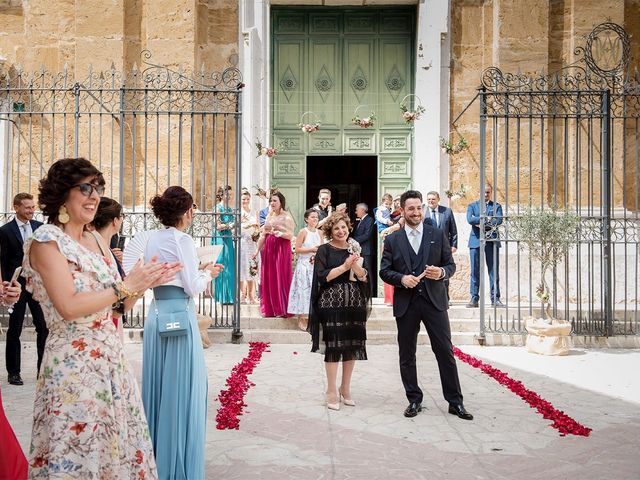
[339,388,355,407]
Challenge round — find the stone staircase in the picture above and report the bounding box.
[6,301,640,347]
[237,302,482,345]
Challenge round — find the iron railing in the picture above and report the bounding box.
[0,54,243,339]
[477,23,639,337]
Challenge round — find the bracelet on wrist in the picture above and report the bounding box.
[112,281,139,302]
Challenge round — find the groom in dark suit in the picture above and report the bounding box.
[380,190,472,420]
[0,193,48,385]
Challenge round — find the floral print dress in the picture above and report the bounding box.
[22,224,157,480]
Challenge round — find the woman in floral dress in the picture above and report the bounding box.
[287,209,321,330]
[23,158,180,479]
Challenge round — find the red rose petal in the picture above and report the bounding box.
[452,346,592,437]
[215,342,270,430]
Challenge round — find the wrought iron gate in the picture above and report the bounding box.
[478,23,639,337]
[0,53,243,337]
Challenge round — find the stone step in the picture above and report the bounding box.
[220,329,480,345]
[239,304,486,320]
[241,316,480,332]
[6,328,640,348]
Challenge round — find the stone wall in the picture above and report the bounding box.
[449,0,640,213]
[0,0,240,208]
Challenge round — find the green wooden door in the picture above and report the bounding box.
[271,7,416,224]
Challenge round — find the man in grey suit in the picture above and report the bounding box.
[424,191,458,302]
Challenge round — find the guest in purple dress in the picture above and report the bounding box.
[253,192,295,317]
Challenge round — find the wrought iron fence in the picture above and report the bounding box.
[0,54,243,338]
[478,23,639,337]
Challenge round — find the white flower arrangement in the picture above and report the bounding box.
[347,238,362,255]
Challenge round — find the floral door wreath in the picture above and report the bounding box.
[299,111,321,133]
[255,139,277,158]
[352,104,376,128]
[399,94,425,124]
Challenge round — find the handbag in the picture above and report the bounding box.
[155,297,190,337]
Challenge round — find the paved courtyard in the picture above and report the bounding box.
[2,341,640,480]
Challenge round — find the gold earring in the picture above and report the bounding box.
[58,205,70,224]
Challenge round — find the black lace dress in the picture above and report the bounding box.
[309,243,371,362]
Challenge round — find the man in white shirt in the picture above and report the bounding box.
[0,193,47,385]
[380,190,472,421]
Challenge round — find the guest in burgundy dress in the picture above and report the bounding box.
[254,192,295,317]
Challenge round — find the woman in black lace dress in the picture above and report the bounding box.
[309,212,371,410]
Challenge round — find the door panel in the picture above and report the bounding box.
[272,7,415,226]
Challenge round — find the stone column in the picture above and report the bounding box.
[413,0,450,199]
[239,0,271,212]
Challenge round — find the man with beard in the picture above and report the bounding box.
[379,190,472,420]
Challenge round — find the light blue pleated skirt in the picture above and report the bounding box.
[142,286,208,480]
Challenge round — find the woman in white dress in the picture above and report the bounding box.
[239,189,259,303]
[287,209,321,330]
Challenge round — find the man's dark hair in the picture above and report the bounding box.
[400,190,422,208]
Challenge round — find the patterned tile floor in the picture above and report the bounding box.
[2,342,639,480]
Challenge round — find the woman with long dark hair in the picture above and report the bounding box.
[212,185,235,304]
[253,191,295,317]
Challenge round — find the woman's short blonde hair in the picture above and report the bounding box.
[321,212,352,240]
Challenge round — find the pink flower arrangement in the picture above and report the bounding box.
[255,140,277,158]
[299,122,321,133]
[452,346,592,437]
[400,103,425,124]
[215,341,270,430]
[351,113,376,128]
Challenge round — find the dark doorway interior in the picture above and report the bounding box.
[306,155,378,293]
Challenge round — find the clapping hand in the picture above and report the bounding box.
[126,257,183,293]
[344,253,360,269]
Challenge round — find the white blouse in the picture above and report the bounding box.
[144,227,212,298]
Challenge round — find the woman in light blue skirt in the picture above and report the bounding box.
[142,186,222,480]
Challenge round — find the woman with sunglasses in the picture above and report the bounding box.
[142,186,223,480]
[23,158,181,479]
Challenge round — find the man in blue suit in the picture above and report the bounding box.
[351,202,375,293]
[424,191,457,303]
[466,185,503,307]
[0,193,48,385]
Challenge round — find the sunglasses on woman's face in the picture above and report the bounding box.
[73,183,106,197]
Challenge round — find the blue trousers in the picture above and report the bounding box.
[469,245,501,302]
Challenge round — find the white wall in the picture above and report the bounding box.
[413,0,450,202]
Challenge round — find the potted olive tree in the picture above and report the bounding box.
[512,205,580,355]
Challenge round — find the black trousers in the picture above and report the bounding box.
[5,290,48,375]
[396,294,463,405]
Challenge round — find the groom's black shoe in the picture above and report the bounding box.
[404,402,422,418]
[448,403,473,420]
